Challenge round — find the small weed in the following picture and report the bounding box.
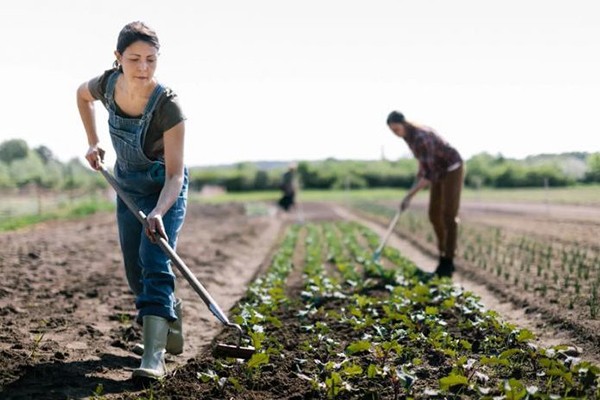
[590,283,599,319]
[29,332,45,359]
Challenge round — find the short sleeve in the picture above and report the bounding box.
[87,69,118,109]
[156,88,186,133]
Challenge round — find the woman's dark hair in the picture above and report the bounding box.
[386,111,406,125]
[113,21,160,70]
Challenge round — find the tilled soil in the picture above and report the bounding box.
[0,203,283,400]
[1,199,597,399]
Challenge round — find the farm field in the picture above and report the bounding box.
[193,185,600,207]
[352,197,600,355]
[0,199,598,399]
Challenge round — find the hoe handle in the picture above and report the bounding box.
[374,210,402,256]
[100,166,231,326]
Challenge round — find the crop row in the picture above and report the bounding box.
[148,221,599,399]
[355,202,600,319]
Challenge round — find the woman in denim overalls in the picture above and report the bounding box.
[76,21,187,380]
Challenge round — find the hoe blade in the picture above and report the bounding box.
[213,343,256,360]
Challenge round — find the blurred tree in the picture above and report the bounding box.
[0,139,29,164]
[0,162,13,188]
[585,152,600,182]
[9,151,46,187]
[63,158,103,190]
[253,170,270,190]
[34,145,56,164]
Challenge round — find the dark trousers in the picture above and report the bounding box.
[278,192,295,211]
[428,165,464,258]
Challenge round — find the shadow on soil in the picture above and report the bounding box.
[1,353,140,400]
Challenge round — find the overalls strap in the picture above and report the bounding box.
[105,70,164,118]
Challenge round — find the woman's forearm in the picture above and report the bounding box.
[153,173,184,216]
[408,177,429,198]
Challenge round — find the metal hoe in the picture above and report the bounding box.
[372,209,403,261]
[100,166,255,360]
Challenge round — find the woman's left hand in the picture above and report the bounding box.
[145,211,168,243]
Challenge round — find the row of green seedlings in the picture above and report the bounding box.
[300,221,600,399]
[196,225,301,393]
[356,201,600,319]
[461,225,599,316]
[196,221,600,398]
[462,216,598,312]
[296,221,422,398]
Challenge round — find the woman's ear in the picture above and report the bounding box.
[114,50,122,66]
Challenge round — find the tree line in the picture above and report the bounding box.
[190,152,600,192]
[1,138,599,192]
[0,139,103,191]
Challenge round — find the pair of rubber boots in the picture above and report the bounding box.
[132,299,183,380]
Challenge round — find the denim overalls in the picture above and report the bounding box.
[105,71,188,322]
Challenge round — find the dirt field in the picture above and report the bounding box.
[0,199,598,399]
[0,203,283,399]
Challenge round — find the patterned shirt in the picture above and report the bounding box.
[403,126,462,182]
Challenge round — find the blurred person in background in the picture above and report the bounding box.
[387,111,464,278]
[278,163,298,213]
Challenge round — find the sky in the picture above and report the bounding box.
[0,0,598,167]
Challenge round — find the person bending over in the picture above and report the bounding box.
[387,111,464,278]
[77,21,187,380]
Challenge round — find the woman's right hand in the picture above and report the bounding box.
[85,145,105,170]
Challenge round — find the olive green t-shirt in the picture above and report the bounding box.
[88,69,186,161]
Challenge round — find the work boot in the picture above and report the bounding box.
[434,256,455,278]
[165,299,183,355]
[132,299,183,356]
[132,315,169,380]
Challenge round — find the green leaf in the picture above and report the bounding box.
[442,348,457,358]
[503,378,527,400]
[439,373,469,391]
[499,348,522,359]
[367,364,378,379]
[459,340,472,350]
[228,377,244,392]
[481,356,509,367]
[425,306,438,316]
[325,372,343,397]
[343,363,363,377]
[249,330,266,350]
[349,306,363,318]
[442,297,456,309]
[266,315,283,328]
[516,329,535,342]
[197,369,218,383]
[346,340,371,354]
[247,352,269,370]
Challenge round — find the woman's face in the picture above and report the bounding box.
[115,40,159,85]
[388,122,406,137]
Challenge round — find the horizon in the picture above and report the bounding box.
[1,1,598,167]
[1,135,592,169]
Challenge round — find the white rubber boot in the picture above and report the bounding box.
[132,299,183,356]
[132,315,169,380]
